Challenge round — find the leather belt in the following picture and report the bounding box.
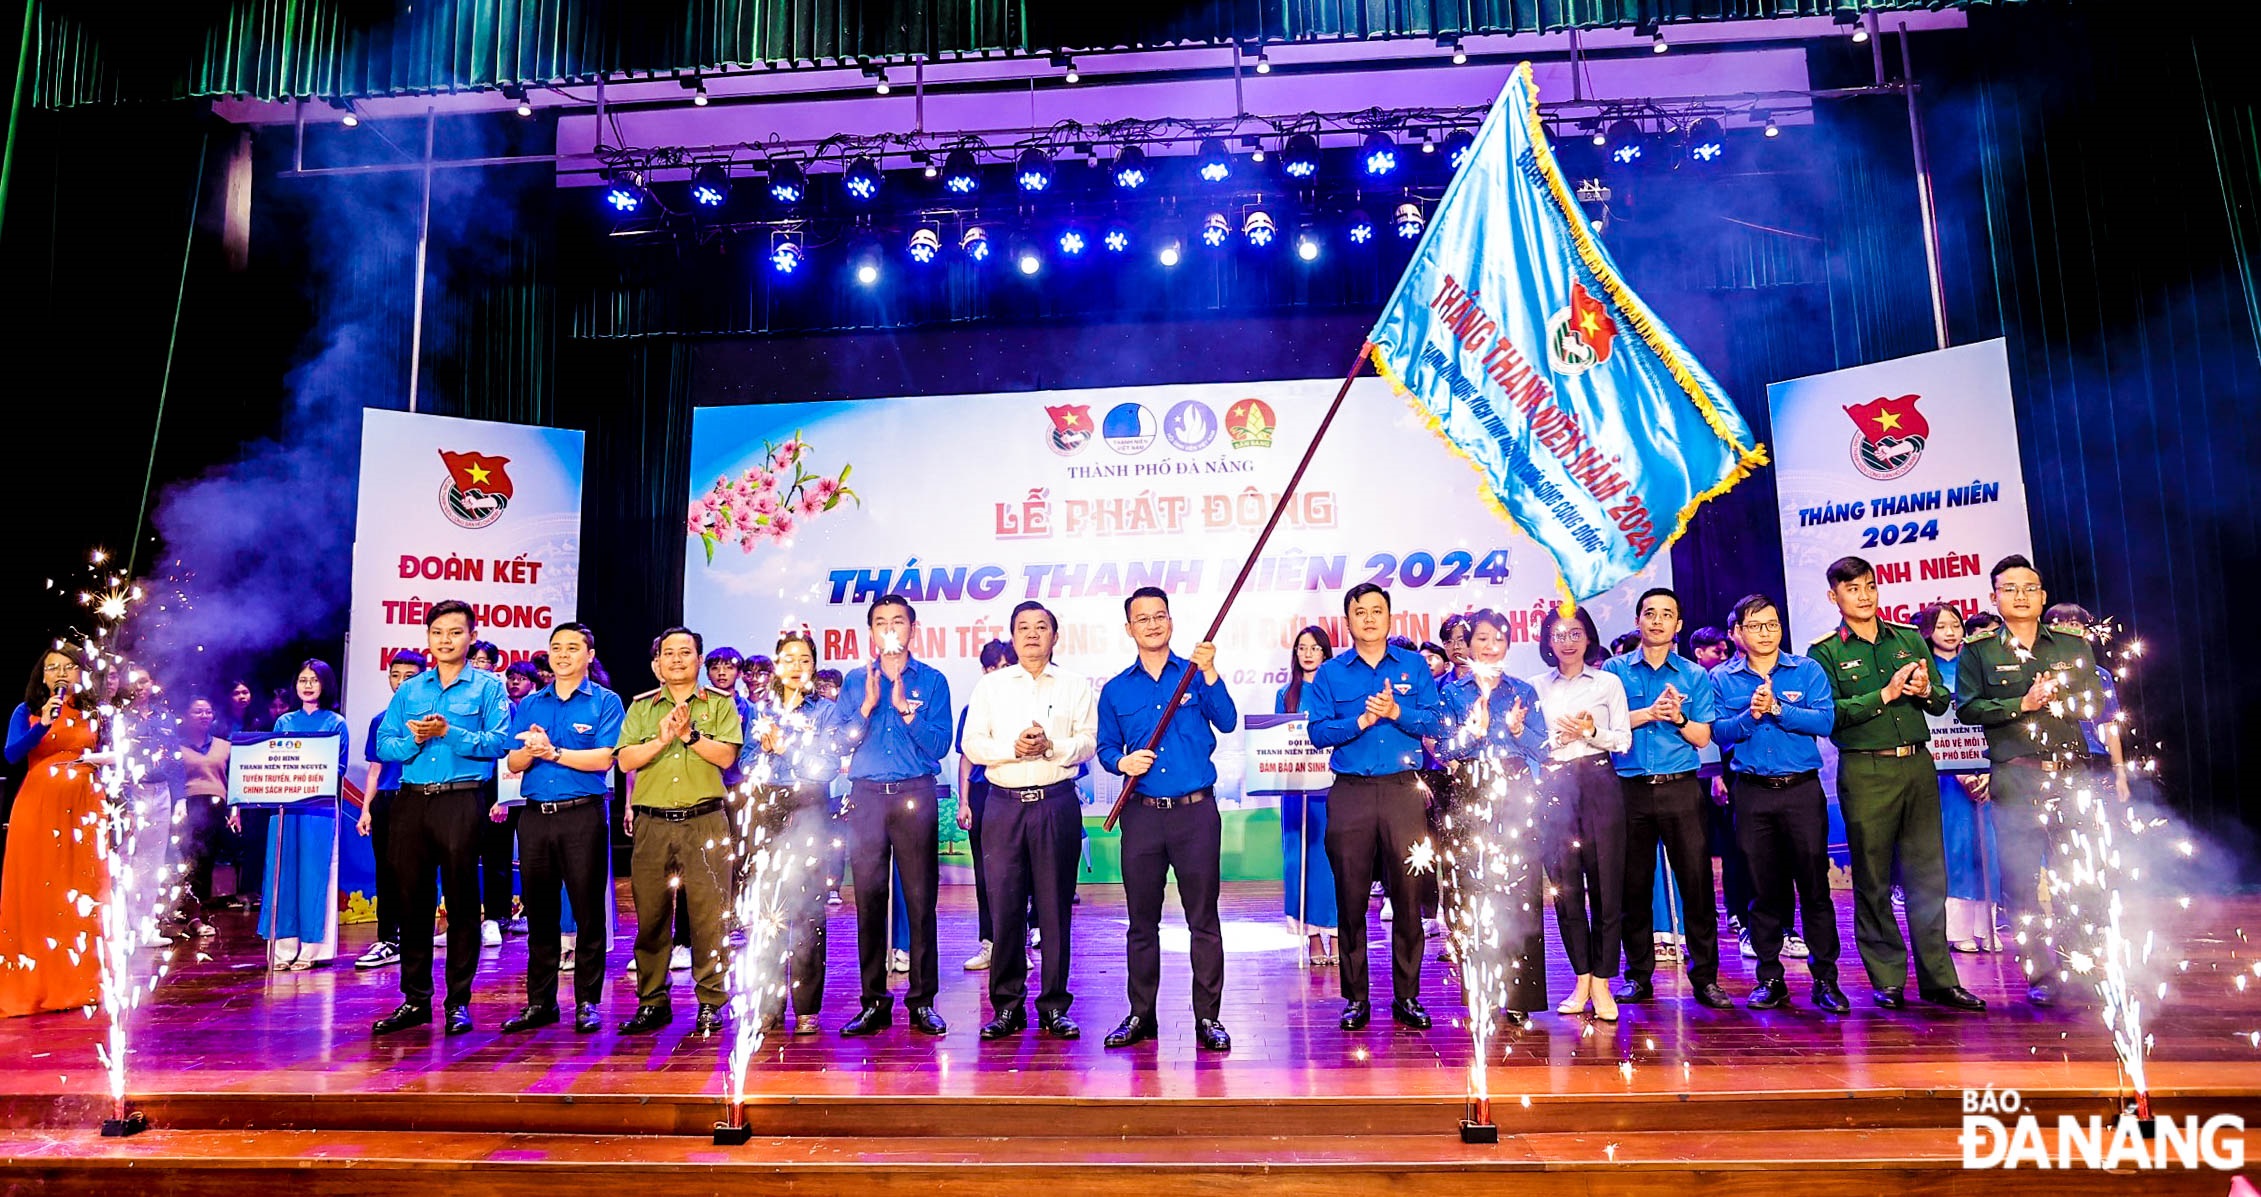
[632,798,725,822]
[527,795,603,815]
[1005,779,1077,804]
[1847,744,1923,758]
[1732,770,1819,790]
[1142,787,1211,811]
[400,779,486,796]
[855,778,931,795]
[2002,756,2064,772]
[1633,769,1698,786]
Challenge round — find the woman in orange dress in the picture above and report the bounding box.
[0,648,107,1017]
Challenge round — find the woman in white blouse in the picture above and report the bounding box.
[1532,606,1632,1020]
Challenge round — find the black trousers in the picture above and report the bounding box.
[231,806,272,899]
[845,776,939,1009]
[1731,773,1841,986]
[518,799,611,1008]
[753,783,831,1020]
[390,782,490,1008]
[1118,791,1224,1021]
[966,777,995,942]
[1544,754,1626,978]
[1325,771,1428,1005]
[478,804,520,924]
[1705,781,1756,923]
[367,789,399,943]
[1621,773,1720,987]
[176,792,227,915]
[984,781,1082,1017]
[1443,759,1550,1014]
[1416,767,1451,920]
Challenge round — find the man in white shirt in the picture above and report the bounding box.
[961,600,1100,1040]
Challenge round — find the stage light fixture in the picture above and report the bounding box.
[1102,221,1132,254]
[1445,129,1475,170]
[1243,135,1265,164]
[1346,210,1375,245]
[767,158,807,204]
[943,148,980,194]
[1058,226,1088,257]
[1200,212,1231,249]
[1295,227,1321,262]
[1638,22,1668,53]
[1255,49,1271,74]
[1837,10,1870,42]
[856,263,879,284]
[1016,147,1054,193]
[908,226,942,264]
[1763,116,1781,138]
[1243,209,1277,248]
[1158,238,1183,268]
[1421,132,1436,155]
[769,232,804,274]
[1361,131,1398,177]
[1065,58,1080,83]
[875,70,891,95]
[502,85,532,117]
[516,99,533,117]
[694,81,710,106]
[843,155,882,202]
[1686,118,1725,164]
[1591,122,1608,147]
[1451,37,1468,64]
[1197,137,1232,183]
[1394,201,1425,240]
[601,170,643,213]
[690,163,731,208]
[960,225,992,262]
[1281,133,1320,180]
[1112,145,1149,190]
[1606,119,1643,165]
[1852,23,1870,43]
[1013,235,1043,275]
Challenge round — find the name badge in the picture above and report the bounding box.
[573,723,593,734]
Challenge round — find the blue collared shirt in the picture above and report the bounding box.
[1438,673,1549,766]
[509,680,626,800]
[1305,643,1448,776]
[1603,650,1719,777]
[375,665,513,785]
[1096,654,1240,798]
[365,713,400,791]
[1707,653,1835,777]
[820,659,954,782]
[745,693,840,787]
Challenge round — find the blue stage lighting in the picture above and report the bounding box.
[1158,239,1183,267]
[1607,119,1643,165]
[767,159,806,205]
[1200,212,1231,249]
[1393,201,1425,240]
[1444,130,1475,170]
[1686,118,1725,164]
[843,155,882,201]
[1361,131,1397,177]
[1243,209,1276,248]
[1346,210,1374,245]
[1196,137,1231,183]
[1058,227,1087,256]
[1102,222,1131,254]
[769,235,803,274]
[907,226,941,264]
[1112,145,1148,190]
[1016,147,1054,193]
[1281,132,1321,180]
[943,148,980,194]
[602,171,643,213]
[1294,227,1321,262]
[1013,235,1043,275]
[960,225,991,262]
[689,164,730,209]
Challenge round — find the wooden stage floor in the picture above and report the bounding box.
[2,881,2256,1193]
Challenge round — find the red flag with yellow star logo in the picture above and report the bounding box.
[1843,395,1929,445]
[438,450,514,500]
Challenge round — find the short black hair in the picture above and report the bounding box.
[1388,634,1419,651]
[1538,606,1605,669]
[426,598,476,632]
[744,653,773,673]
[1464,608,1508,637]
[1635,587,1681,619]
[1990,553,2040,587]
[2043,602,2093,625]
[1124,586,1170,620]
[1962,610,2002,635]
[978,639,1014,670]
[1913,601,1962,646]
[389,650,429,671]
[1440,613,1471,643]
[1419,640,1449,659]
[704,646,743,667]
[468,639,501,664]
[1608,631,1641,657]
[1010,600,1058,635]
[868,594,916,626]
[296,659,339,710]
[504,660,541,681]
[1825,556,1873,588]
[1727,593,1779,630]
[551,622,595,651]
[1343,582,1391,616]
[651,626,704,657]
[1690,625,1732,651]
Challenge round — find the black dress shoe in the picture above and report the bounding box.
[1195,1018,1232,1052]
[500,1003,559,1033]
[1390,997,1431,1030]
[618,1003,672,1034]
[1693,983,1735,1010]
[444,1004,474,1035]
[1104,1014,1157,1048]
[839,1004,891,1037]
[1339,1000,1372,1030]
[908,1006,948,1036]
[1747,979,1789,1010]
[574,1002,603,1033]
[1921,985,1987,1012]
[1039,1010,1080,1040]
[693,1004,727,1036]
[1613,977,1654,1003]
[1813,980,1852,1014]
[2027,983,2056,1007]
[1874,986,1905,1009]
[372,1002,431,1035]
[979,1007,1028,1039]
[1498,1009,1532,1029]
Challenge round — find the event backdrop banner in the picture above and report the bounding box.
[1769,339,2032,776]
[683,378,1668,882]
[342,409,586,918]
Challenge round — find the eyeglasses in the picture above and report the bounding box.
[1997,584,2043,596]
[1549,631,1587,644]
[1129,614,1171,627]
[1739,621,1781,634]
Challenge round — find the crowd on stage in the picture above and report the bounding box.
[0,553,2124,1051]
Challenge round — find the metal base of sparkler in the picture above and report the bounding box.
[1458,1119,1499,1144]
[100,1110,148,1138]
[2123,1102,2157,1139]
[712,1119,754,1146]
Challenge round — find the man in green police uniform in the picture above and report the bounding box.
[1954,554,2103,1008]
[616,626,744,1036]
[1808,556,1985,1013]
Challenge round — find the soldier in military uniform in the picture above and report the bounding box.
[1953,555,2103,1007]
[1808,557,1985,1013]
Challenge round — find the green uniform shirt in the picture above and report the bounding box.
[617,685,744,809]
[1807,620,1949,751]
[1953,623,2102,764]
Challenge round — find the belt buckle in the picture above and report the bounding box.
[538,801,559,815]
[1149,795,1177,811]
[1018,786,1046,803]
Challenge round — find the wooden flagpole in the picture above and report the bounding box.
[1102,344,1371,832]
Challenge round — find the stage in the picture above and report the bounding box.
[1,882,2255,1194]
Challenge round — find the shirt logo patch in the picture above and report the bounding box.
[573,723,593,734]
[1393,682,1412,695]
[1781,691,1803,702]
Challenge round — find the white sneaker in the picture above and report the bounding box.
[1380,900,1395,921]
[888,948,910,973]
[964,941,993,971]
[1739,930,1759,959]
[481,920,503,947]
[434,929,449,945]
[1421,917,1445,940]
[559,949,577,972]
[670,945,693,971]
[354,940,401,970]
[1782,934,1811,960]
[826,889,842,906]
[1028,927,1041,950]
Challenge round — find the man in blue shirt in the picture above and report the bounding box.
[371,599,514,1036]
[1095,587,1237,1053]
[1709,594,1850,1015]
[1603,587,1732,1010]
[352,650,426,971]
[820,595,954,1038]
[1306,583,1448,1031]
[499,622,625,1035]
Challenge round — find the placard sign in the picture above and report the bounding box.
[1240,713,1334,795]
[227,733,344,806]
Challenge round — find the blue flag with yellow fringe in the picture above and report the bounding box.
[1367,63,1765,604]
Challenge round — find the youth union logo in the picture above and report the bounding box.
[437,449,514,529]
[1044,404,1094,456]
[1103,402,1158,455]
[1844,393,1929,482]
[1544,281,1620,378]
[1163,400,1217,452]
[1224,398,1277,449]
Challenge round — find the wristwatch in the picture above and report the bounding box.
[687,727,704,745]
